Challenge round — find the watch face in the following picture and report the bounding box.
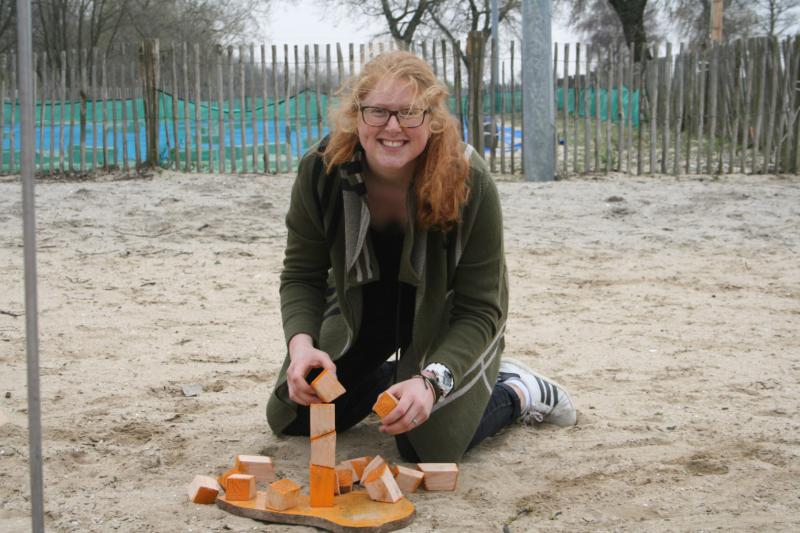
[439,369,454,389]
[428,364,454,395]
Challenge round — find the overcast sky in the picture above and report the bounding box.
[262,0,578,47]
[262,1,800,50]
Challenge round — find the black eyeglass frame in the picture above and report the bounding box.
[358,106,429,128]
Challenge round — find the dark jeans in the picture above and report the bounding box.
[283,361,522,462]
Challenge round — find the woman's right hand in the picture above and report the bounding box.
[286,333,337,405]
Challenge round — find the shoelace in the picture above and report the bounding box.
[520,410,545,424]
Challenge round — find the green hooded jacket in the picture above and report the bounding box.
[266,141,509,462]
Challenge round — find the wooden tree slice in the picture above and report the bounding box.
[217,490,415,533]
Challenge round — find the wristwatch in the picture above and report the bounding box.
[421,363,454,402]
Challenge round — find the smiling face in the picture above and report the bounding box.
[356,77,431,182]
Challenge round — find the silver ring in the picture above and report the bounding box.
[411,418,418,425]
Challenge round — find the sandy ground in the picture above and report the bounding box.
[0,169,798,532]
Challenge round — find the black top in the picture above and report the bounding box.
[335,222,416,382]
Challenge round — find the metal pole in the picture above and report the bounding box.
[16,0,45,531]
[523,0,554,181]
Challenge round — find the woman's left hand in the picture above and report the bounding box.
[378,377,436,435]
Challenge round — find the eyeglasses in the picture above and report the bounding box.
[359,106,428,128]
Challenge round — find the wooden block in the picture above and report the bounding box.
[337,456,370,483]
[226,473,256,501]
[356,455,375,479]
[361,455,386,483]
[389,464,399,477]
[335,467,354,495]
[309,464,336,507]
[265,478,301,511]
[362,463,403,503]
[187,474,221,504]
[217,467,239,491]
[310,369,346,402]
[235,455,275,483]
[417,463,459,491]
[372,391,399,419]
[310,403,336,438]
[394,465,424,494]
[310,431,336,468]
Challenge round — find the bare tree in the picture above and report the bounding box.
[750,0,800,37]
[313,0,441,46]
[606,0,650,58]
[34,0,130,72]
[423,0,520,64]
[418,1,521,151]
[554,0,627,51]
[667,0,757,45]
[560,0,796,51]
[555,0,662,61]
[317,0,520,61]
[379,0,442,46]
[119,0,263,45]
[3,0,267,68]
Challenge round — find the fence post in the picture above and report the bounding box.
[140,39,160,166]
[489,34,497,172]
[466,31,485,154]
[792,36,800,173]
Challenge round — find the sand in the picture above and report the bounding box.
[0,170,798,532]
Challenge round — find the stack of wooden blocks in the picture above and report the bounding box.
[308,369,346,507]
[187,369,460,513]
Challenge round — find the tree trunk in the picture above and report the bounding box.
[608,0,650,62]
[140,39,160,167]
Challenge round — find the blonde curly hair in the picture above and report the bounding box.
[324,51,469,231]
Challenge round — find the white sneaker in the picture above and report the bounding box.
[498,358,577,427]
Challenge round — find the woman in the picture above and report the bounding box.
[267,51,575,463]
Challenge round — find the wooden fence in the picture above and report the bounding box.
[555,36,800,176]
[0,38,512,175]
[1,35,799,176]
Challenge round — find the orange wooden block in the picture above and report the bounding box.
[394,465,424,494]
[309,464,336,507]
[187,474,221,504]
[417,463,459,491]
[310,431,336,468]
[265,478,301,511]
[372,391,399,419]
[310,403,336,438]
[363,463,403,503]
[362,455,386,483]
[310,369,346,402]
[218,467,239,491]
[226,473,256,501]
[235,455,275,484]
[338,456,370,483]
[335,468,354,495]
